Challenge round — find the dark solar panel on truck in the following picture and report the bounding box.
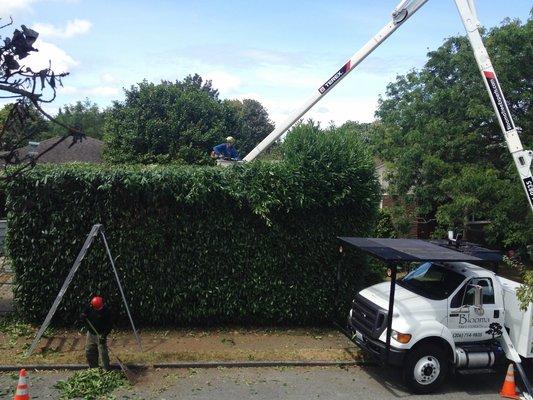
[338,237,501,263]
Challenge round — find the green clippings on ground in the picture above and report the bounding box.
[0,315,34,339]
[54,369,127,400]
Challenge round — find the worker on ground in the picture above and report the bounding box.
[211,136,240,160]
[80,296,112,370]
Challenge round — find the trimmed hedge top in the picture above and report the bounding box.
[6,125,381,326]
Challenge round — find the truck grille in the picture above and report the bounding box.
[350,294,387,339]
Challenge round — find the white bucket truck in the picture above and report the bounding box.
[340,237,532,394]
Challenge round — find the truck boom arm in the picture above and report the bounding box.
[243,0,533,212]
[243,0,430,162]
[453,0,533,211]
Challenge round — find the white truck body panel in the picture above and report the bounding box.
[498,276,533,357]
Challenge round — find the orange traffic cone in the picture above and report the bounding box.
[12,369,29,400]
[499,364,519,399]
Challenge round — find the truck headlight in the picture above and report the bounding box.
[391,330,412,344]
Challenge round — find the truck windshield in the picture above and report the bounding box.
[397,262,466,300]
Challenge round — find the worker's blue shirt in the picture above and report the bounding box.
[213,143,240,160]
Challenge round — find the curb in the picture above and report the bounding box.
[0,360,373,372]
[153,360,368,369]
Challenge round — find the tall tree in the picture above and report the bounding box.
[44,99,106,140]
[373,19,532,248]
[104,75,228,164]
[339,121,375,144]
[104,74,274,164]
[223,99,274,156]
[0,103,49,142]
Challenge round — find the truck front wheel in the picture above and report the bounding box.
[403,344,449,394]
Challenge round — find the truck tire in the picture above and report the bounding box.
[403,343,449,394]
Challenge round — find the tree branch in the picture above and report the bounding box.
[0,83,41,100]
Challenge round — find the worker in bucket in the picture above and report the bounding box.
[211,136,240,160]
[80,296,112,370]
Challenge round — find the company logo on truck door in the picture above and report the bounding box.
[483,71,514,132]
[319,61,351,94]
[458,314,490,326]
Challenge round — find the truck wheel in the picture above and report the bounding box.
[403,344,449,394]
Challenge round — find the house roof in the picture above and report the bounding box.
[16,136,104,164]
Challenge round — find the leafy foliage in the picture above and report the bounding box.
[104,74,273,165]
[54,369,127,400]
[338,121,375,144]
[6,123,381,326]
[223,98,274,156]
[373,209,399,239]
[0,314,33,339]
[503,255,533,310]
[372,19,532,248]
[517,269,533,311]
[104,75,226,165]
[44,99,107,140]
[0,103,48,142]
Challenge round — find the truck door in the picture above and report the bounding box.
[447,278,504,342]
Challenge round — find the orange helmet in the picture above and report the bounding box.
[91,296,104,311]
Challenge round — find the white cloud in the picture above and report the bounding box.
[23,39,78,72]
[204,70,242,94]
[58,84,119,98]
[57,85,78,95]
[0,0,78,18]
[41,104,60,116]
[169,56,377,126]
[0,0,36,16]
[233,91,263,101]
[254,64,321,89]
[244,49,292,65]
[100,73,116,84]
[233,90,376,128]
[33,19,92,39]
[306,96,377,125]
[85,86,120,97]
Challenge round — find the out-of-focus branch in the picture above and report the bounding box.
[0,20,82,179]
[0,17,13,30]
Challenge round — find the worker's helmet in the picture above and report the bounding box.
[91,296,104,311]
[226,136,236,144]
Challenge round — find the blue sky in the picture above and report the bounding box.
[2,0,531,126]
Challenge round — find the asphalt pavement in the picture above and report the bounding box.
[0,364,519,399]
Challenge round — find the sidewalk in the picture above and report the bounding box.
[0,325,359,366]
[0,260,13,316]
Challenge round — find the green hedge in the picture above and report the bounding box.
[6,127,381,326]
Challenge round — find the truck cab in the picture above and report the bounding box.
[347,259,533,393]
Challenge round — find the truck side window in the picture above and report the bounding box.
[450,278,495,308]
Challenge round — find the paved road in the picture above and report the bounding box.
[0,364,521,399]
